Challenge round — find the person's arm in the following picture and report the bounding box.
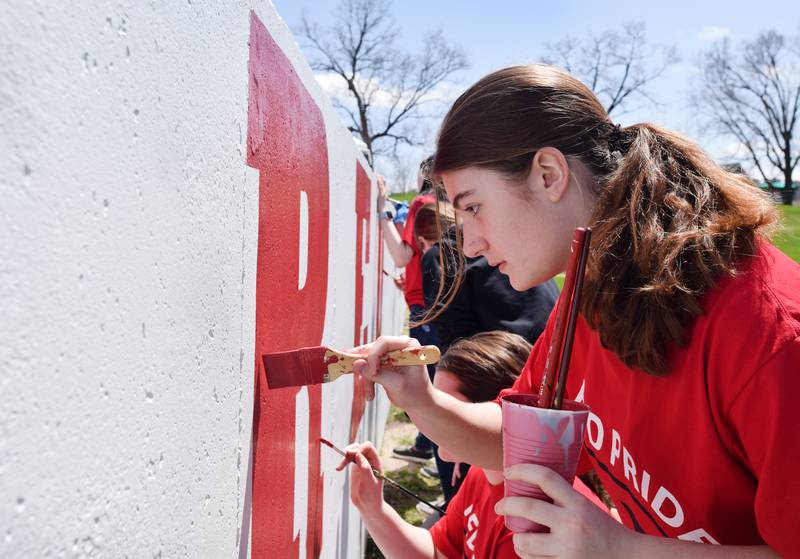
[498,464,780,559]
[360,502,441,559]
[355,336,505,470]
[339,442,437,559]
[409,386,504,470]
[379,210,413,267]
[377,176,414,268]
[624,536,778,558]
[355,309,558,472]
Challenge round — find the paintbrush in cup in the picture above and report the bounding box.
[537,228,591,410]
[320,437,447,516]
[263,345,441,389]
[552,228,591,410]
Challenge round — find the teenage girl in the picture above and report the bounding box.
[352,65,800,558]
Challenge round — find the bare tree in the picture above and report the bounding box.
[542,22,678,115]
[297,0,467,161]
[388,151,416,193]
[694,30,799,204]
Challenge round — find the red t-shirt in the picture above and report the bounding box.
[401,194,436,308]
[429,468,608,558]
[429,467,516,558]
[500,243,800,556]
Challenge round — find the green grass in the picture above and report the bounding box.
[388,191,418,204]
[775,206,800,263]
[383,468,442,526]
[387,404,411,424]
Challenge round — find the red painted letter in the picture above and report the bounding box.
[248,12,328,558]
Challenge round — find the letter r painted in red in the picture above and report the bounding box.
[247,12,327,559]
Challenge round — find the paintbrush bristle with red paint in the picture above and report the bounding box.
[263,345,441,389]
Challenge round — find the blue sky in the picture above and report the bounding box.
[272,0,799,186]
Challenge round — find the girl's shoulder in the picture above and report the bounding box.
[701,242,800,365]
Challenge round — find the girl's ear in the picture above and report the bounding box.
[529,147,571,203]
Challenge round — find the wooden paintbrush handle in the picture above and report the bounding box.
[381,345,441,366]
[323,345,441,383]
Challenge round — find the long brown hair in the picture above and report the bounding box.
[432,64,778,376]
[438,331,531,403]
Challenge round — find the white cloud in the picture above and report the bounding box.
[720,140,748,159]
[314,71,464,111]
[697,26,731,41]
[667,62,701,76]
[314,72,351,102]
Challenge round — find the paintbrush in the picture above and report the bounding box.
[537,228,588,409]
[552,228,592,410]
[263,344,441,389]
[320,437,447,516]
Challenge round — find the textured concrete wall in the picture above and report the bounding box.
[0,2,403,557]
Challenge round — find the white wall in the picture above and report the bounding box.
[0,2,403,557]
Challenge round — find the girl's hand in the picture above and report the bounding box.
[376,175,388,213]
[393,271,406,291]
[350,336,434,410]
[495,464,634,559]
[338,441,384,515]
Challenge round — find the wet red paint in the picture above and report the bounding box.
[324,354,340,365]
[349,161,371,442]
[248,12,328,558]
[262,346,329,389]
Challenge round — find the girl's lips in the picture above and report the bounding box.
[498,261,507,272]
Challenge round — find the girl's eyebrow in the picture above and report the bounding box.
[452,189,475,210]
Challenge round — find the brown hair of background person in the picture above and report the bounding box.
[437,330,531,403]
[431,64,778,376]
[418,155,435,194]
[413,202,456,248]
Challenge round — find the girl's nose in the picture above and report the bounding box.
[462,227,487,258]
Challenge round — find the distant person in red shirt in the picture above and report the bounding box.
[354,64,799,558]
[377,158,439,464]
[340,331,608,559]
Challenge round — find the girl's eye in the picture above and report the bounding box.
[465,205,479,217]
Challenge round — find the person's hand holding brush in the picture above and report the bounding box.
[351,335,434,409]
[336,440,440,559]
[352,334,505,472]
[337,441,385,515]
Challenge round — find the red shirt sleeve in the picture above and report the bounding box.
[401,195,432,251]
[492,534,521,558]
[429,474,467,558]
[727,336,800,558]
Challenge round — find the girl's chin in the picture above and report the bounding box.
[507,274,535,292]
[509,271,552,291]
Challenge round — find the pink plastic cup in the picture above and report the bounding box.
[500,393,590,533]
